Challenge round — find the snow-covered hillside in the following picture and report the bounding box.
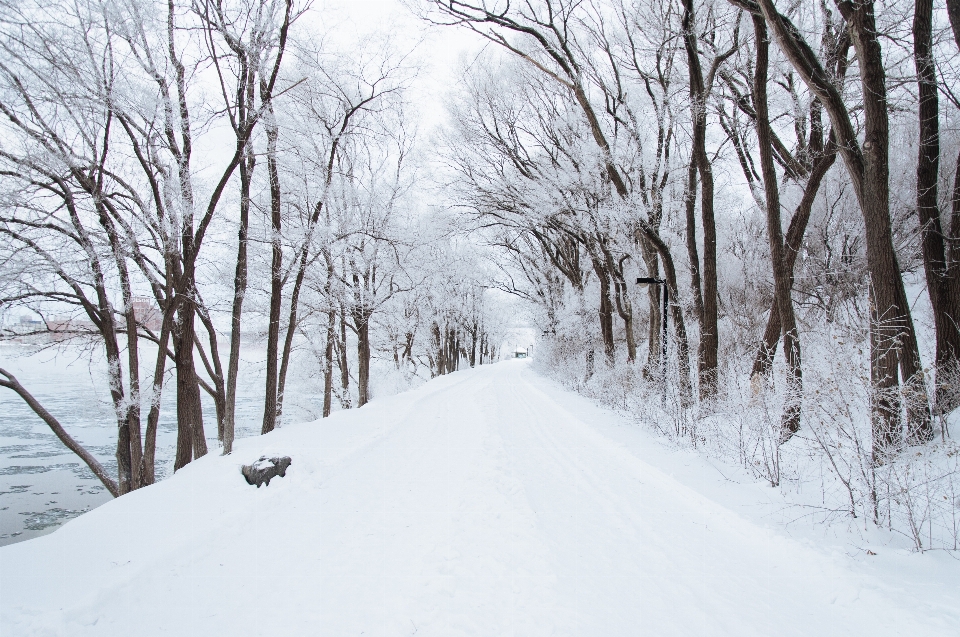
[1,360,957,636]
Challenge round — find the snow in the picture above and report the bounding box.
[1,360,958,636]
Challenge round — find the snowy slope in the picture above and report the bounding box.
[1,360,957,636]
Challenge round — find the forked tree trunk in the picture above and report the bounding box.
[753,16,802,439]
[750,139,836,379]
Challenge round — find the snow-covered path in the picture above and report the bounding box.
[2,360,957,636]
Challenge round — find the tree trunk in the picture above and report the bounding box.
[339,307,351,407]
[611,265,637,363]
[354,307,372,407]
[277,247,307,421]
[639,238,662,373]
[683,158,704,325]
[682,0,719,399]
[470,323,478,367]
[751,138,836,379]
[323,306,336,418]
[917,0,960,416]
[755,0,932,454]
[140,297,176,485]
[844,0,928,451]
[223,145,253,455]
[753,15,802,439]
[591,257,616,361]
[634,227,695,402]
[262,102,283,435]
[322,256,336,418]
[174,297,205,470]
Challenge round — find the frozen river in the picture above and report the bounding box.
[0,343,325,545]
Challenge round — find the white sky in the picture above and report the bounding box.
[317,0,489,134]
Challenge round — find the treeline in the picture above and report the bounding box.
[423,0,960,465]
[0,0,505,497]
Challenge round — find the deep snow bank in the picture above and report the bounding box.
[1,360,958,636]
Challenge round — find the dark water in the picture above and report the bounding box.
[0,343,325,546]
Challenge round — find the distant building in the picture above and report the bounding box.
[132,297,162,331]
[19,315,43,328]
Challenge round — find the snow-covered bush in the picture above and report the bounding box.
[535,329,960,551]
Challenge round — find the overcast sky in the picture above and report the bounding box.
[321,0,489,133]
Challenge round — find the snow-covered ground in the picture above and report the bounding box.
[1,359,957,636]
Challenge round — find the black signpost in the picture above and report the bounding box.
[636,277,668,382]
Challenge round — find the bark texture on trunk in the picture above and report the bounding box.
[753,15,802,439]
[262,102,283,435]
[683,158,704,325]
[682,0,719,399]
[916,0,960,417]
[223,144,253,455]
[639,238,662,372]
[141,297,176,485]
[751,139,836,379]
[174,296,205,470]
[592,257,616,361]
[754,0,932,454]
[354,306,372,407]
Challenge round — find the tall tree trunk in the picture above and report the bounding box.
[432,321,443,376]
[917,0,960,417]
[615,284,637,364]
[753,16,802,439]
[262,102,283,435]
[610,258,637,363]
[682,0,719,398]
[843,0,929,451]
[755,0,932,454]
[120,295,143,488]
[277,250,306,421]
[223,144,253,455]
[470,323,478,367]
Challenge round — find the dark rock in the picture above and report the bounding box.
[241,456,292,488]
